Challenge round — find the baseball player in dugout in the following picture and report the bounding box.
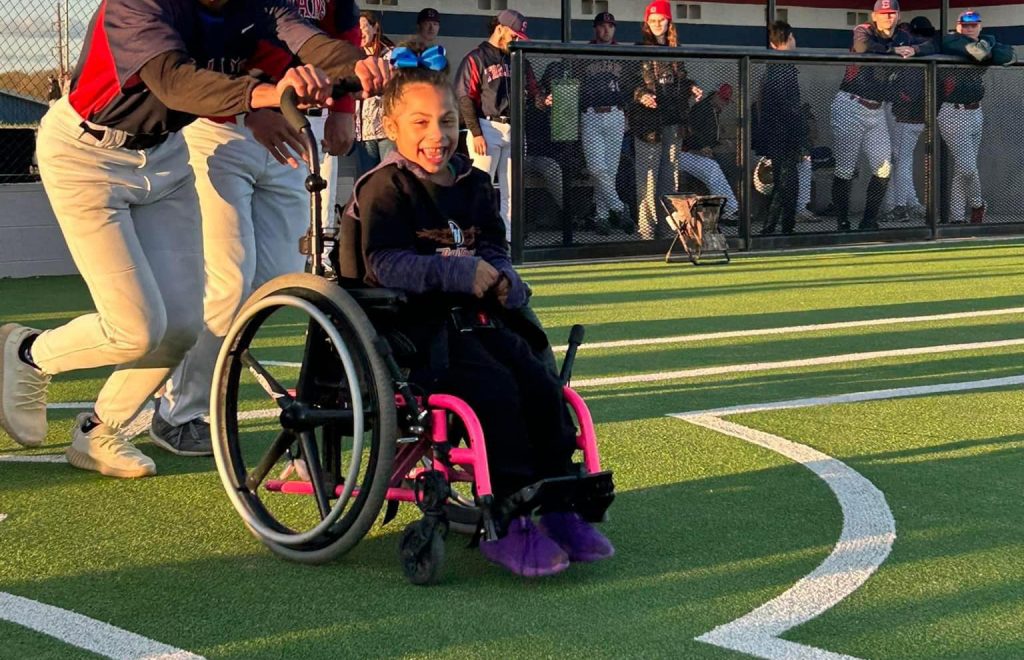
[411,7,442,49]
[0,0,386,478]
[579,12,628,235]
[940,10,1015,224]
[153,0,366,458]
[455,9,539,242]
[830,0,934,232]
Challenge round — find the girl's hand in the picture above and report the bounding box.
[639,93,658,109]
[472,260,499,298]
[494,274,511,307]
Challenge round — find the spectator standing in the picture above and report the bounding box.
[679,83,739,219]
[411,7,441,49]
[455,10,535,241]
[830,0,933,231]
[354,11,396,177]
[939,10,1015,224]
[627,0,701,239]
[579,11,628,234]
[754,21,805,234]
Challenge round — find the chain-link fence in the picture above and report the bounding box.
[512,43,1024,259]
[0,0,89,182]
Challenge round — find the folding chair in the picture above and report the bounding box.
[660,194,730,265]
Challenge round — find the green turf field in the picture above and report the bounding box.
[1,238,1022,659]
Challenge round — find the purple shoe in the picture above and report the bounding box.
[480,516,570,577]
[540,512,615,563]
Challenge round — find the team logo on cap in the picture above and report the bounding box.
[880,0,891,8]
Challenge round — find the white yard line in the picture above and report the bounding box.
[573,338,1024,388]
[552,306,1024,353]
[685,415,895,659]
[0,592,205,659]
[674,374,1024,419]
[0,453,67,463]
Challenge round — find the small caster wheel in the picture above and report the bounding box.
[399,520,446,585]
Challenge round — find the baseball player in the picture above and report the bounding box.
[411,7,441,49]
[153,0,364,455]
[455,9,537,241]
[830,0,933,231]
[939,9,1015,224]
[0,0,384,478]
[881,16,937,223]
[579,11,628,234]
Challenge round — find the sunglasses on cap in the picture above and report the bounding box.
[959,11,982,24]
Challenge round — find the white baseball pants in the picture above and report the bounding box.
[159,117,308,426]
[32,98,204,429]
[677,151,739,215]
[938,104,984,221]
[581,108,625,221]
[830,92,892,180]
[468,119,512,241]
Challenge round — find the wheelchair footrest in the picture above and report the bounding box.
[499,471,615,523]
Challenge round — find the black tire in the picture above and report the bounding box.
[212,273,397,565]
[399,521,446,586]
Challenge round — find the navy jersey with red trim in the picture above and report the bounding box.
[839,24,922,102]
[68,0,321,137]
[277,0,361,113]
[455,41,540,120]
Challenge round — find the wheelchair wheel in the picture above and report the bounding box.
[211,273,397,564]
[399,520,446,586]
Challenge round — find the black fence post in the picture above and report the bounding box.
[765,0,777,49]
[511,48,525,264]
[740,55,752,250]
[940,0,949,41]
[926,60,940,239]
[562,0,572,43]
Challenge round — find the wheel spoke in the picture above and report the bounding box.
[299,430,332,520]
[240,350,293,409]
[246,430,295,492]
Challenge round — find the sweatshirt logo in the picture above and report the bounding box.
[416,220,479,257]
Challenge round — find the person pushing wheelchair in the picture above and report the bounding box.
[342,44,614,577]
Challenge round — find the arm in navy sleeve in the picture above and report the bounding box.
[467,174,529,308]
[455,51,484,137]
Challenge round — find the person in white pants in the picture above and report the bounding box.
[579,12,627,233]
[939,10,1016,223]
[153,111,313,455]
[0,0,380,478]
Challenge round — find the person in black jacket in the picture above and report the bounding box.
[347,47,614,578]
[754,21,806,234]
[627,0,702,239]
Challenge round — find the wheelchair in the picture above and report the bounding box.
[209,86,614,585]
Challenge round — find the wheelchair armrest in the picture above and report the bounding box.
[498,470,615,524]
[345,286,408,310]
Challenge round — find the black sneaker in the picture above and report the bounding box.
[149,410,213,457]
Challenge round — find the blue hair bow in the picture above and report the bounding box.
[390,45,448,71]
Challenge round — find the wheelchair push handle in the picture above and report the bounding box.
[279,78,365,133]
[559,324,586,386]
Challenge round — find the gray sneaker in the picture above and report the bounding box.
[149,409,213,457]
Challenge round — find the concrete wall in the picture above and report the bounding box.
[0,156,360,280]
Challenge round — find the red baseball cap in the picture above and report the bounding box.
[645,1,672,22]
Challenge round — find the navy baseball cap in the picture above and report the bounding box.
[873,0,899,13]
[593,11,616,26]
[958,10,982,24]
[909,16,936,36]
[497,9,529,40]
[417,8,440,24]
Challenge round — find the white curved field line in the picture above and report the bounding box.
[0,592,204,659]
[685,414,896,660]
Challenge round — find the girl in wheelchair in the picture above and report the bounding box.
[344,44,614,577]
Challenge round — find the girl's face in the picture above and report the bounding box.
[384,82,459,175]
[647,14,669,38]
[359,17,377,47]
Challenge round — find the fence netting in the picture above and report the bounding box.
[0,0,88,182]
[517,49,1024,251]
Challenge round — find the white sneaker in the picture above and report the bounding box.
[0,324,50,447]
[66,413,156,478]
